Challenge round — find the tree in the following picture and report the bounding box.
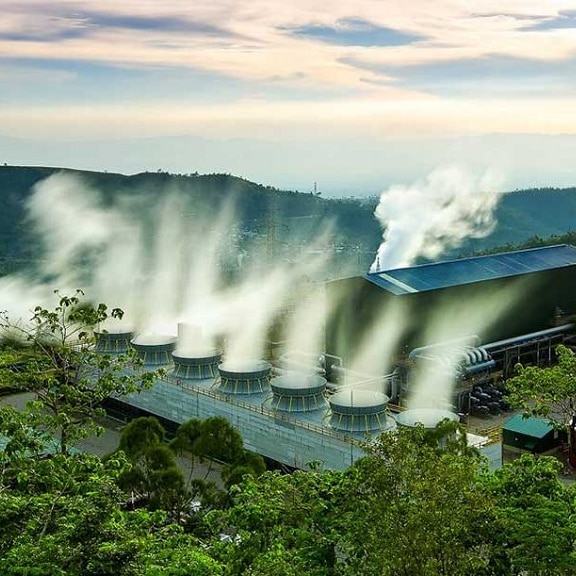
[0,446,222,575]
[507,344,576,463]
[209,421,494,576]
[210,468,343,576]
[0,290,155,453]
[171,416,265,492]
[0,408,222,575]
[337,422,494,576]
[507,344,576,426]
[480,454,576,575]
[116,417,188,515]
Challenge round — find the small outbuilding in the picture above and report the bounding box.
[502,414,559,457]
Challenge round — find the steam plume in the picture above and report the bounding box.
[0,172,336,367]
[370,166,503,271]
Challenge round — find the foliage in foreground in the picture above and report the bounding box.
[0,293,575,575]
[0,407,575,576]
[0,445,222,575]
[0,290,155,454]
[507,344,576,430]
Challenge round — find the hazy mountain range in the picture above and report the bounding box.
[0,165,575,278]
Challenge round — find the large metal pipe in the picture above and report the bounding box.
[409,335,481,360]
[463,360,497,374]
[483,324,574,351]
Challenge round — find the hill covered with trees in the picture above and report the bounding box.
[1,165,576,277]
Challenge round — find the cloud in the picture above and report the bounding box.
[3,96,576,144]
[0,29,87,43]
[523,10,576,30]
[343,53,576,97]
[78,11,239,37]
[282,18,426,47]
[2,0,576,149]
[3,0,576,91]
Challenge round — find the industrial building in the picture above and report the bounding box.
[326,244,576,413]
[502,414,559,457]
[326,244,576,366]
[98,244,576,471]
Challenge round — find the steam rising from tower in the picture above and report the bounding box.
[370,166,503,271]
[0,172,337,369]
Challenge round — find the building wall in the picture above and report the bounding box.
[118,376,366,470]
[502,429,559,454]
[326,265,576,367]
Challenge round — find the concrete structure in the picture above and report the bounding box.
[100,246,576,471]
[112,372,366,470]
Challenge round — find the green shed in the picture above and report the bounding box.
[502,414,559,454]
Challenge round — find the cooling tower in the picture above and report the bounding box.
[131,334,177,366]
[172,348,222,380]
[94,328,133,354]
[218,360,271,394]
[394,408,459,429]
[269,374,328,412]
[329,390,393,433]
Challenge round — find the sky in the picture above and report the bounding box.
[1,1,576,195]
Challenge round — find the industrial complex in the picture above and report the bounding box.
[98,244,576,471]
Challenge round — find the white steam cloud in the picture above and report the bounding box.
[0,172,336,367]
[370,166,503,272]
[406,277,534,411]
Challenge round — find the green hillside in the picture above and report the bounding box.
[0,166,382,277]
[1,165,575,277]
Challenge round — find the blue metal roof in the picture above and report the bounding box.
[364,244,576,295]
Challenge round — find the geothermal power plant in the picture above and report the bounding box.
[97,244,576,471]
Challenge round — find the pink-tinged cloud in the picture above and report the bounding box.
[2,0,576,91]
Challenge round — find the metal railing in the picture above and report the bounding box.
[469,425,502,445]
[171,376,364,447]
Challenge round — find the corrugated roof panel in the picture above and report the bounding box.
[503,414,554,439]
[364,245,576,294]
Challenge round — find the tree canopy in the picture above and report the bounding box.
[0,290,155,453]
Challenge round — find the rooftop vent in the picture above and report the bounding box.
[328,390,392,433]
[131,334,177,366]
[269,374,328,412]
[94,328,133,354]
[394,408,459,429]
[172,349,222,380]
[218,360,271,395]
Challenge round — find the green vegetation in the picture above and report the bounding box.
[507,344,576,430]
[0,290,155,454]
[1,295,576,575]
[469,230,576,258]
[2,165,576,279]
[0,165,381,277]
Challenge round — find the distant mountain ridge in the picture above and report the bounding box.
[0,165,575,276]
